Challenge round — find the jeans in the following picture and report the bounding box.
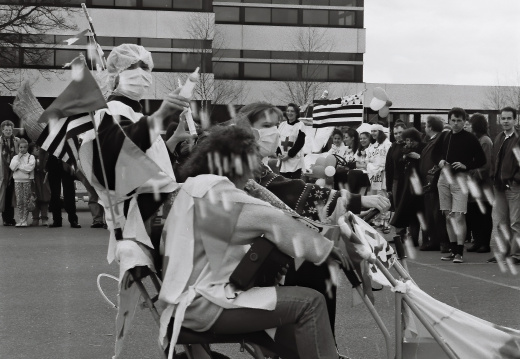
[493,183,520,258]
[210,286,338,359]
[76,170,105,224]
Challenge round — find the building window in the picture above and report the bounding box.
[142,0,172,8]
[271,63,298,80]
[114,0,137,6]
[151,52,172,70]
[174,0,202,9]
[55,49,80,67]
[216,49,241,58]
[215,6,240,22]
[141,38,172,48]
[0,48,19,67]
[302,64,328,81]
[91,0,114,5]
[114,37,138,46]
[271,8,298,24]
[302,9,329,26]
[242,50,270,59]
[213,62,239,79]
[244,7,271,23]
[329,10,355,26]
[244,63,270,79]
[328,64,355,81]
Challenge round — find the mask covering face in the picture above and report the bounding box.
[116,68,152,101]
[256,126,280,158]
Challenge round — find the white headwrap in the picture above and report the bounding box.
[356,123,373,135]
[106,44,154,90]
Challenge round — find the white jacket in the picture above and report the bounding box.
[9,153,35,181]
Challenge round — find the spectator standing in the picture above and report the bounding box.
[433,107,486,263]
[488,107,520,265]
[30,144,51,226]
[390,127,426,246]
[9,139,35,227]
[46,154,81,228]
[76,169,106,228]
[1,120,19,226]
[277,103,306,179]
[466,113,493,253]
[419,116,450,252]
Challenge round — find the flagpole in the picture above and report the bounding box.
[88,110,122,239]
[81,3,106,69]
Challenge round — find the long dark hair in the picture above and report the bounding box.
[344,127,360,154]
[357,132,371,156]
[375,130,387,144]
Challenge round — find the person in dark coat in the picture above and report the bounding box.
[390,127,426,247]
[419,116,450,252]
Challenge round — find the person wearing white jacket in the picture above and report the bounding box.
[9,139,35,227]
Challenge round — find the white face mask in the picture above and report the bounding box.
[116,68,152,101]
[256,126,280,158]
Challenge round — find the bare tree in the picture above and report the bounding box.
[0,3,77,93]
[276,27,334,106]
[484,74,520,111]
[160,12,247,121]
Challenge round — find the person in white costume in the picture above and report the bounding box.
[277,103,306,179]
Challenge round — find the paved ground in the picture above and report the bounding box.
[1,204,519,359]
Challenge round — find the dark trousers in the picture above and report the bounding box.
[423,190,449,248]
[2,179,15,223]
[48,157,78,224]
[466,200,492,248]
[284,261,336,335]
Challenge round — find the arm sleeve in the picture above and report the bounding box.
[234,203,334,265]
[466,137,487,171]
[431,132,446,165]
[288,130,306,157]
[477,139,492,178]
[9,155,19,171]
[385,145,394,191]
[18,155,36,173]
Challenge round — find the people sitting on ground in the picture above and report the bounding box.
[9,138,35,227]
[1,120,19,226]
[163,123,353,359]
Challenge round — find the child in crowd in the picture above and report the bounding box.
[30,144,50,226]
[9,139,35,227]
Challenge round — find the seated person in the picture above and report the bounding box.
[160,124,351,359]
[233,102,389,336]
[326,128,349,159]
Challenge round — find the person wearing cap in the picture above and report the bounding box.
[432,107,486,263]
[79,44,190,263]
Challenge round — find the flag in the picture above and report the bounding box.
[62,29,91,46]
[11,81,45,142]
[38,56,107,124]
[312,93,364,128]
[37,113,93,167]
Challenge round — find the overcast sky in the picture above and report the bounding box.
[364,0,520,86]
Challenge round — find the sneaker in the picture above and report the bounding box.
[90,222,105,228]
[41,219,48,226]
[441,253,455,261]
[15,223,22,227]
[453,254,464,263]
[486,257,497,263]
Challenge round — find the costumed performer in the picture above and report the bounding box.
[276,103,305,179]
[232,102,390,338]
[161,124,352,359]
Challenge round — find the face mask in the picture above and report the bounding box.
[116,68,152,101]
[256,126,280,158]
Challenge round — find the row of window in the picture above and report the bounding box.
[216,49,362,62]
[213,61,362,82]
[215,6,362,27]
[0,48,213,73]
[0,0,212,10]
[219,0,363,6]
[1,33,212,50]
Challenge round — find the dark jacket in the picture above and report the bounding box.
[385,141,405,191]
[432,130,486,174]
[419,133,444,182]
[491,128,520,187]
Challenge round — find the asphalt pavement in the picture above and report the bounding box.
[1,204,519,359]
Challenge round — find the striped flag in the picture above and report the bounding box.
[36,113,93,168]
[312,93,364,128]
